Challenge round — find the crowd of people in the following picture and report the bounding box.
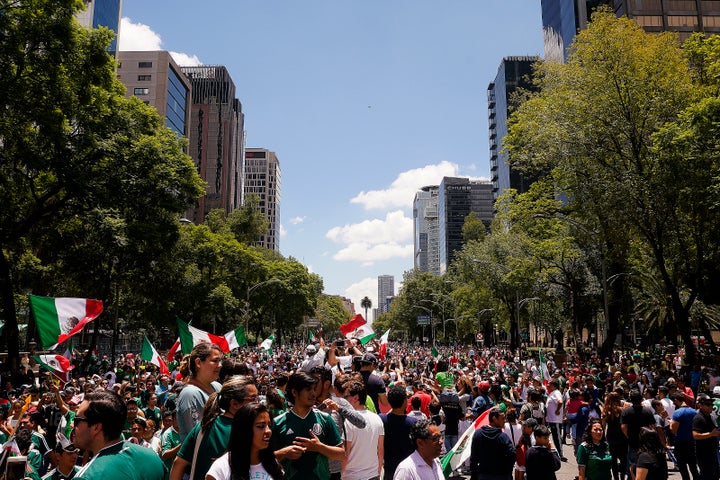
[1,336,719,480]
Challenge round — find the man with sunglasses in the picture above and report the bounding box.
[72,390,165,480]
[393,419,444,480]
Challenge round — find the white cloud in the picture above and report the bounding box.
[290,216,306,225]
[345,278,381,317]
[333,242,413,264]
[350,160,459,210]
[326,211,412,245]
[280,224,287,237]
[118,18,201,65]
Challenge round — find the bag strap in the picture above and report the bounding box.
[188,428,205,480]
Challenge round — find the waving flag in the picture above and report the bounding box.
[539,349,550,386]
[259,334,274,353]
[29,295,103,350]
[167,338,181,364]
[141,336,170,376]
[34,354,73,374]
[177,318,229,353]
[224,326,247,350]
[378,329,390,360]
[441,408,491,477]
[340,314,366,336]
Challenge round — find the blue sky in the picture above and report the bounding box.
[118,1,544,317]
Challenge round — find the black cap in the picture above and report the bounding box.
[361,353,377,364]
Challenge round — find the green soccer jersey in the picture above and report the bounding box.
[576,441,613,480]
[271,408,342,480]
[177,415,233,480]
[74,441,165,480]
[160,427,181,478]
[42,465,80,480]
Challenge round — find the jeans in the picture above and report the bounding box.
[547,422,564,458]
[445,434,459,454]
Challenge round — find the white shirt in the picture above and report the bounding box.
[546,389,564,423]
[343,409,384,480]
[206,452,274,480]
[393,450,443,480]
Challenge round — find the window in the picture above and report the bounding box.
[138,61,153,68]
[137,75,152,81]
[134,88,149,95]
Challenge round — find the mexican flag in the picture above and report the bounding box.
[177,318,229,353]
[431,346,439,358]
[340,314,366,336]
[34,354,73,374]
[259,334,274,353]
[167,338,181,364]
[441,408,491,477]
[224,326,247,350]
[309,330,315,342]
[378,329,390,360]
[141,336,170,376]
[539,349,550,386]
[347,324,375,344]
[29,295,103,350]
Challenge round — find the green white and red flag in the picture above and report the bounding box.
[224,326,247,350]
[167,338,181,364]
[177,318,229,353]
[259,334,274,353]
[441,408,491,477]
[340,314,366,336]
[33,354,73,374]
[141,336,170,376]
[378,329,391,360]
[29,295,103,350]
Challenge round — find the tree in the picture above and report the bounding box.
[0,1,204,366]
[462,212,487,243]
[505,10,711,360]
[360,297,372,321]
[228,193,269,244]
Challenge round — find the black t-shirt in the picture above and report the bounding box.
[380,413,418,480]
[620,405,655,448]
[692,411,719,455]
[636,451,668,480]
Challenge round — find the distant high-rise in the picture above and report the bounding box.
[438,177,494,274]
[181,66,245,223]
[413,185,440,276]
[116,51,191,138]
[244,148,281,251]
[77,0,122,55]
[377,275,395,316]
[488,57,539,201]
[541,0,720,63]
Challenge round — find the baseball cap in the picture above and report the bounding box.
[54,443,79,454]
[697,394,714,405]
[361,353,377,364]
[306,345,317,354]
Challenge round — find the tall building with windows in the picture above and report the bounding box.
[542,0,720,62]
[116,51,191,138]
[244,148,281,251]
[377,275,395,316]
[413,186,440,276]
[488,57,539,200]
[438,177,494,273]
[76,0,123,55]
[181,66,245,223]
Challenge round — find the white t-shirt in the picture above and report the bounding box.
[546,389,564,423]
[343,409,385,480]
[206,453,274,480]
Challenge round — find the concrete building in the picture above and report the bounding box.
[116,51,191,138]
[488,57,539,200]
[181,66,245,223]
[542,0,720,62]
[77,0,122,55]
[244,148,281,251]
[413,185,440,276]
[377,275,395,316]
[438,177,494,273]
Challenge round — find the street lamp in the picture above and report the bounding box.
[423,299,447,341]
[518,297,539,347]
[412,304,434,345]
[244,279,281,335]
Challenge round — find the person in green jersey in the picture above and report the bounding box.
[42,443,80,480]
[271,372,344,480]
[159,412,180,480]
[71,390,165,480]
[577,419,613,480]
[170,375,258,480]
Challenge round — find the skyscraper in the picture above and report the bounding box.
[437,177,494,274]
[488,57,539,201]
[244,148,281,251]
[76,0,123,55]
[377,275,395,316]
[116,51,191,138]
[413,185,440,276]
[181,66,245,223]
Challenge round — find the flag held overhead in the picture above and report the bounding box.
[29,295,103,350]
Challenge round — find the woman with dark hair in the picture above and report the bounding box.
[218,358,249,384]
[176,343,224,441]
[205,403,284,480]
[601,392,627,480]
[634,427,668,480]
[170,375,258,480]
[577,418,612,480]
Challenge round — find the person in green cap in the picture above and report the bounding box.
[72,390,165,480]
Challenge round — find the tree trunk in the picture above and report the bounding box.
[0,251,19,369]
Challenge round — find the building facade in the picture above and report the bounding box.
[488,57,539,201]
[244,148,281,251]
[413,185,440,276]
[437,177,494,274]
[116,51,191,138]
[77,0,123,55]
[181,66,245,223]
[377,275,395,316]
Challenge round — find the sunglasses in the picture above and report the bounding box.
[74,416,91,425]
